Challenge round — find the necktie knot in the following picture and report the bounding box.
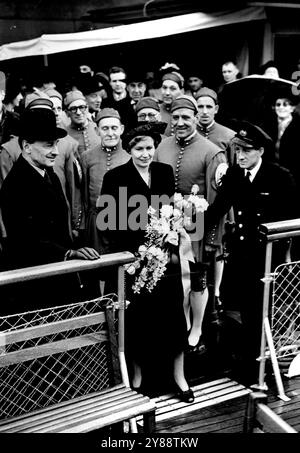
[245,170,251,182]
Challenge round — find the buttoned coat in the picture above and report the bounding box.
[207,159,298,373]
[0,155,73,270]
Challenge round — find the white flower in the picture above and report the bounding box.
[159,218,171,235]
[160,205,173,218]
[174,193,183,203]
[165,231,179,246]
[147,206,156,215]
[183,216,191,228]
[191,184,200,195]
[193,197,209,212]
[148,245,159,256]
[138,245,147,254]
[126,264,136,275]
[172,208,181,219]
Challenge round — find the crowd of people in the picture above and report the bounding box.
[0,58,299,397]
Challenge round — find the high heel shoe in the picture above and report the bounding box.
[132,385,143,394]
[177,387,195,404]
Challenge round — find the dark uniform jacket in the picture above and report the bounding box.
[207,160,297,249]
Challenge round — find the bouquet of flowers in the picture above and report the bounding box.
[125,184,209,294]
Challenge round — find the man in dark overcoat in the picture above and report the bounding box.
[207,121,298,385]
[0,107,100,313]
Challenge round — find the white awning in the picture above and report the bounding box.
[0,7,266,61]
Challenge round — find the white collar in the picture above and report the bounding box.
[27,161,45,177]
[113,91,127,101]
[245,157,262,182]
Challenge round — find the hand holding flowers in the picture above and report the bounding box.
[125,184,208,293]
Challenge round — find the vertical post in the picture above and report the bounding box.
[117,265,138,433]
[262,21,274,63]
[43,54,48,67]
[258,241,273,389]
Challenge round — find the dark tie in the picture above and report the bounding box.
[44,169,52,185]
[245,170,251,182]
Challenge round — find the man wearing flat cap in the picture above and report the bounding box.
[196,87,236,166]
[207,120,298,386]
[81,107,130,251]
[0,107,100,313]
[155,94,227,352]
[160,71,184,136]
[195,87,236,314]
[135,96,162,124]
[64,90,101,156]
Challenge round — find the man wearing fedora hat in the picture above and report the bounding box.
[76,76,103,123]
[0,107,100,312]
[0,90,86,244]
[206,120,297,385]
[0,107,100,268]
[155,94,226,353]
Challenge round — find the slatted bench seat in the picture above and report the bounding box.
[0,384,155,433]
[0,254,156,433]
[0,299,155,433]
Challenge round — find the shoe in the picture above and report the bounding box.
[177,387,195,403]
[132,385,143,394]
[215,296,224,314]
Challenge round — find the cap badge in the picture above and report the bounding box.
[239,130,247,137]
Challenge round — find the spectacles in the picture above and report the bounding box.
[275,101,291,107]
[68,105,88,113]
[137,113,158,120]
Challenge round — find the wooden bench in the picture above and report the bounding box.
[0,253,156,433]
[243,391,297,433]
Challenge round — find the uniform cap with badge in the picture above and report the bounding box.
[231,120,273,150]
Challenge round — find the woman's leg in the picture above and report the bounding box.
[131,361,142,388]
[183,294,191,331]
[173,351,189,391]
[188,288,209,347]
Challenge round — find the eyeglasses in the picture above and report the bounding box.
[137,113,158,120]
[275,101,291,107]
[68,105,88,113]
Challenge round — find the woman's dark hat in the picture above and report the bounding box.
[19,108,67,142]
[122,121,167,151]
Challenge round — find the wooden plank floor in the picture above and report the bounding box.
[137,375,300,433]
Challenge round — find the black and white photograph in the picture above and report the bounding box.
[0,0,300,439]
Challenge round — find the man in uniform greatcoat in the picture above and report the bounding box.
[155,94,227,352]
[206,121,298,385]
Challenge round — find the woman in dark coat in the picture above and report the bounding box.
[263,90,300,189]
[98,122,194,402]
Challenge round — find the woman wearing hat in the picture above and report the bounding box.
[264,89,300,190]
[98,121,194,403]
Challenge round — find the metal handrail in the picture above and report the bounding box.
[0,251,135,286]
[259,218,300,241]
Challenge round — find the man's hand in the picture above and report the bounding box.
[67,247,101,260]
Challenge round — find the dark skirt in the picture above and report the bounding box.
[125,260,188,366]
